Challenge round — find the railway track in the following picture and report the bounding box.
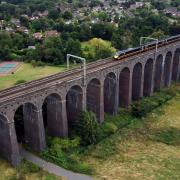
[0,38,179,104]
[0,58,116,104]
[0,57,113,97]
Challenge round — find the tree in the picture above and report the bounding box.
[66,38,82,56]
[19,16,29,27]
[74,111,100,145]
[89,0,101,8]
[82,38,116,61]
[31,18,55,31]
[78,23,92,41]
[150,30,166,39]
[98,12,109,22]
[151,1,166,10]
[48,9,59,20]
[91,23,116,40]
[36,36,65,64]
[169,22,180,36]
[171,0,180,7]
[12,33,24,49]
[63,11,72,20]
[0,32,12,60]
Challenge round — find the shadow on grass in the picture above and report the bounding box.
[151,127,180,146]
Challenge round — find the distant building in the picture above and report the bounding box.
[33,32,43,40]
[38,10,49,17]
[5,27,15,33]
[28,46,36,49]
[44,30,60,38]
[17,26,29,34]
[164,7,180,17]
[10,18,21,27]
[129,2,144,10]
[124,10,135,18]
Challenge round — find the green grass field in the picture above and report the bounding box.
[0,63,67,90]
[82,93,180,180]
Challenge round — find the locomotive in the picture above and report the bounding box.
[113,35,180,60]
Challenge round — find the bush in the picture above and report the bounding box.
[29,163,41,173]
[8,53,19,60]
[101,122,118,136]
[131,87,178,118]
[17,159,41,174]
[31,60,37,68]
[41,137,94,174]
[36,61,45,67]
[74,111,100,145]
[14,79,27,85]
[47,136,80,151]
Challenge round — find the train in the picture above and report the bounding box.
[113,34,180,60]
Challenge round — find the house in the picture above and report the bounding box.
[30,16,39,21]
[38,10,49,17]
[129,2,144,10]
[44,30,60,38]
[28,46,36,49]
[5,27,15,33]
[17,26,29,34]
[33,32,43,40]
[164,7,180,17]
[10,18,21,27]
[124,10,135,18]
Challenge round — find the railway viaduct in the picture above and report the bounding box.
[0,38,180,166]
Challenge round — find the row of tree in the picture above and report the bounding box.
[0,2,179,64]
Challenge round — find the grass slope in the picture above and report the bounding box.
[0,63,66,90]
[82,94,180,180]
[0,158,63,180]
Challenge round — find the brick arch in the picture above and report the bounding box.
[132,62,142,101]
[154,55,163,91]
[40,90,63,106]
[172,48,180,82]
[66,85,83,132]
[87,78,101,121]
[119,67,130,107]
[143,58,153,96]
[104,72,117,114]
[14,102,46,152]
[42,93,64,137]
[164,51,172,87]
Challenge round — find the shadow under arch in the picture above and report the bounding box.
[104,72,117,114]
[172,48,180,82]
[154,55,163,91]
[42,93,65,137]
[119,67,130,107]
[14,102,46,151]
[66,85,83,133]
[87,78,101,121]
[132,63,142,101]
[143,58,153,96]
[163,51,172,87]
